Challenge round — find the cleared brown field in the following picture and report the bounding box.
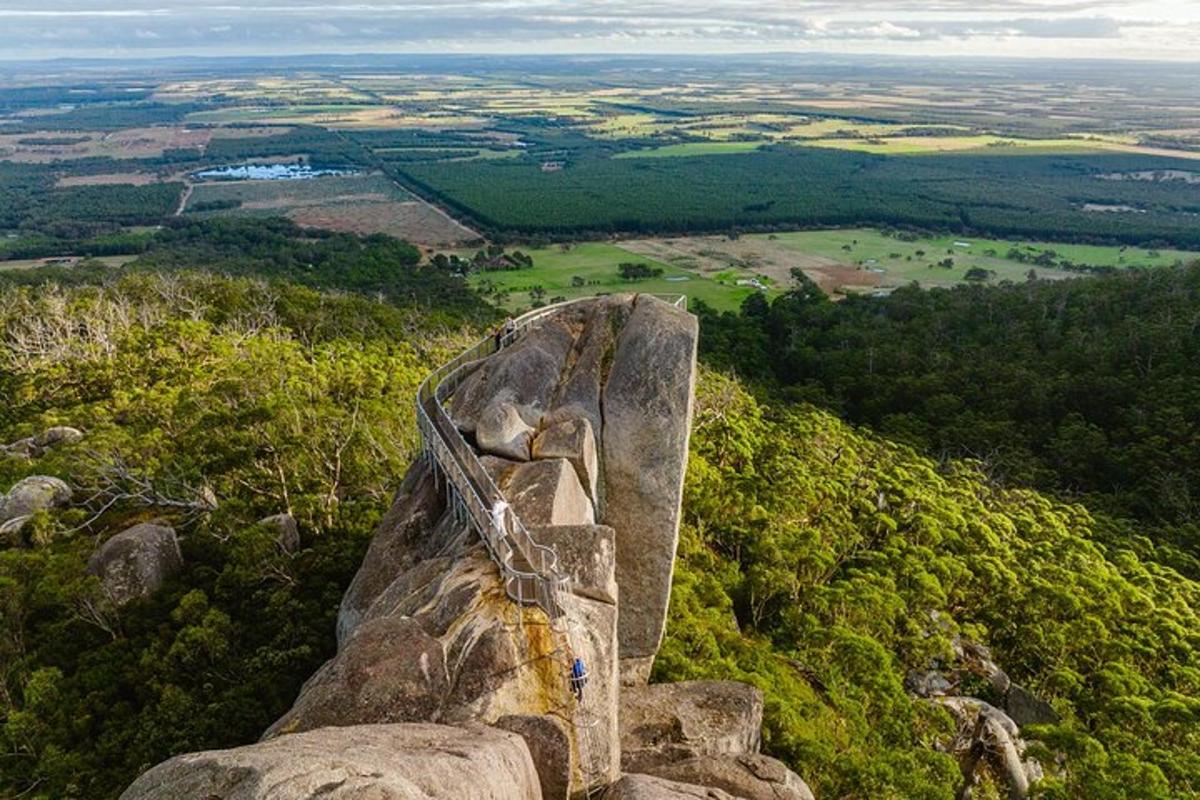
[287,199,477,247]
[56,172,160,186]
[0,126,212,162]
[621,235,883,296]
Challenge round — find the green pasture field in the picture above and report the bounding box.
[464,241,765,312]
[760,228,1200,286]
[615,141,768,158]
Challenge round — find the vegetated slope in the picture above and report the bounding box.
[697,264,1200,570]
[398,147,1200,248]
[0,273,474,799]
[658,368,1200,799]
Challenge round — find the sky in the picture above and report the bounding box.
[2,0,1199,62]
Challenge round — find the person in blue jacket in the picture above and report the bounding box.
[570,657,588,702]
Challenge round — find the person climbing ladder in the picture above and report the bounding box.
[570,656,588,702]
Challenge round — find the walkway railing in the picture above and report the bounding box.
[414,293,687,793]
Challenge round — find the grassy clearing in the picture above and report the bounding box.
[756,228,1200,289]
[802,135,1106,155]
[463,242,764,312]
[614,141,768,159]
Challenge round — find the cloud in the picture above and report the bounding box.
[0,0,1193,59]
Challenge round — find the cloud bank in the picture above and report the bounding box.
[1,0,1197,60]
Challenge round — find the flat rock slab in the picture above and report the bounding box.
[120,722,541,800]
[530,524,617,605]
[642,754,815,800]
[604,774,736,799]
[503,458,595,527]
[620,680,764,773]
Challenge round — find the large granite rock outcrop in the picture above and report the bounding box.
[452,295,697,679]
[122,295,763,800]
[269,458,620,793]
[121,723,541,800]
[87,522,183,606]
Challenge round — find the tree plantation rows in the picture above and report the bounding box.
[398,147,1200,248]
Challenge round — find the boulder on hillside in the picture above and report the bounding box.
[1005,683,1060,727]
[477,400,536,461]
[532,416,599,502]
[601,295,697,675]
[641,754,815,800]
[502,458,595,527]
[620,680,763,774]
[0,475,72,524]
[604,774,735,799]
[496,714,573,800]
[258,512,300,553]
[939,696,1044,800]
[452,314,578,433]
[35,426,84,448]
[2,427,84,460]
[530,523,618,605]
[87,523,183,606]
[120,722,542,800]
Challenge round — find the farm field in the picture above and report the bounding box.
[185,172,478,246]
[802,134,1200,158]
[0,126,212,161]
[0,254,135,271]
[622,228,1200,296]
[463,242,765,313]
[615,141,768,158]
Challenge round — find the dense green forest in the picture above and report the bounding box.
[0,269,479,797]
[696,265,1200,572]
[658,368,1200,799]
[397,147,1200,247]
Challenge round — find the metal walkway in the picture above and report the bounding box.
[415,294,687,796]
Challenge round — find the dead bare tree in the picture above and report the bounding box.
[73,453,218,535]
